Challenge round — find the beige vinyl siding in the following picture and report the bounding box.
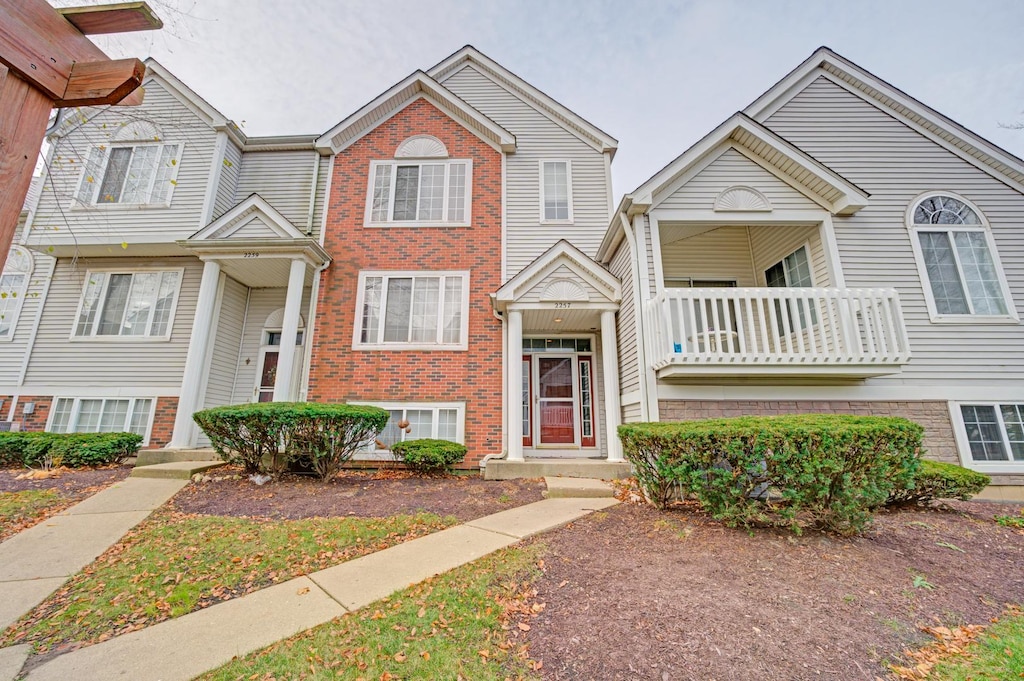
[310,157,328,240]
[235,150,319,231]
[661,226,757,285]
[0,251,54,387]
[231,287,313,404]
[643,216,658,297]
[439,65,611,279]
[748,226,830,287]
[609,240,639,397]
[655,147,821,211]
[623,402,643,423]
[23,256,202,387]
[593,340,608,458]
[214,140,243,220]
[764,76,1024,384]
[28,80,217,247]
[203,275,247,409]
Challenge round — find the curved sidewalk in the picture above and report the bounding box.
[20,494,618,681]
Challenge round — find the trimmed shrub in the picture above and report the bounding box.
[0,431,142,468]
[193,402,389,481]
[887,459,990,506]
[619,415,923,535]
[390,439,466,475]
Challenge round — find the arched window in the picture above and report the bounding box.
[908,193,1014,320]
[0,246,33,339]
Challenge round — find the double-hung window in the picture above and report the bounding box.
[909,194,1014,321]
[765,245,816,328]
[958,403,1024,469]
[75,142,182,206]
[355,271,469,349]
[74,269,183,339]
[355,403,464,457]
[49,397,154,442]
[366,160,471,226]
[540,160,573,223]
[0,246,33,339]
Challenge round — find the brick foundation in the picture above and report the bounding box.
[658,399,959,464]
[308,98,504,468]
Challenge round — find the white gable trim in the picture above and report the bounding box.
[494,240,620,309]
[315,71,515,155]
[429,46,618,155]
[632,114,869,216]
[744,47,1024,193]
[190,194,306,241]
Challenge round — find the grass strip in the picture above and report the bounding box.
[1,509,454,652]
[198,544,547,681]
[0,489,67,541]
[928,608,1024,680]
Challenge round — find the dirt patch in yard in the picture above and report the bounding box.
[526,500,1024,681]
[170,467,546,522]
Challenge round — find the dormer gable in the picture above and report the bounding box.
[494,240,621,310]
[189,194,307,241]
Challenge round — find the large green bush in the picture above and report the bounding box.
[0,431,142,468]
[619,415,923,535]
[887,459,989,506]
[193,402,389,481]
[390,438,466,475]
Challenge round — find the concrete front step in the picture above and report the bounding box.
[544,476,616,498]
[484,457,632,481]
[136,448,221,466]
[131,461,226,480]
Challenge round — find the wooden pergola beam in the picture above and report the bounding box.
[0,0,160,267]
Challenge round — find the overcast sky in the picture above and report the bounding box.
[76,0,1024,196]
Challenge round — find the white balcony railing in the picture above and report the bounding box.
[644,287,910,376]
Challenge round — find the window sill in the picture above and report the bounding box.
[927,315,1019,325]
[964,462,1024,475]
[353,343,468,352]
[69,335,173,343]
[70,202,172,211]
[540,219,575,226]
[363,220,472,229]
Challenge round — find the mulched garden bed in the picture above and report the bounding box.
[170,467,546,522]
[524,499,1024,681]
[0,464,131,495]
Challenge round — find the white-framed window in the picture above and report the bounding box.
[539,160,573,223]
[765,245,816,328]
[74,142,182,207]
[907,193,1015,322]
[354,271,469,350]
[954,402,1024,472]
[364,159,472,226]
[72,269,183,340]
[351,402,465,459]
[0,246,33,340]
[48,397,155,443]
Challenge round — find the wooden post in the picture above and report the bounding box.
[0,0,161,265]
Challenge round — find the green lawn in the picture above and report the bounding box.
[197,544,546,681]
[0,489,67,541]
[929,610,1024,680]
[1,510,455,652]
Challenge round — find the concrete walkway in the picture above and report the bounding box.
[0,477,187,632]
[20,495,618,681]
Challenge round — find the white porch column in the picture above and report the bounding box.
[601,310,623,462]
[272,258,307,402]
[170,259,222,448]
[507,309,524,461]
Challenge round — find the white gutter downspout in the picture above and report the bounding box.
[298,153,327,401]
[619,211,651,422]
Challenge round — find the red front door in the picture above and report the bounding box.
[536,356,575,445]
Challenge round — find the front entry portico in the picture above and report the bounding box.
[492,240,624,466]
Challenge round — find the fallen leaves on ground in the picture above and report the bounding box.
[890,623,988,679]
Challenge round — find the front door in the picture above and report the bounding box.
[256,351,278,402]
[535,355,577,445]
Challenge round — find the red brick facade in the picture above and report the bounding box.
[308,98,504,467]
[11,396,53,432]
[659,399,959,463]
[148,397,178,449]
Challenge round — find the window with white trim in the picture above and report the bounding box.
[366,160,471,226]
[355,272,468,349]
[540,160,573,223]
[354,402,465,456]
[74,269,183,339]
[0,246,33,339]
[959,404,1024,464]
[765,245,816,328]
[49,397,154,441]
[909,194,1012,319]
[75,142,182,206]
